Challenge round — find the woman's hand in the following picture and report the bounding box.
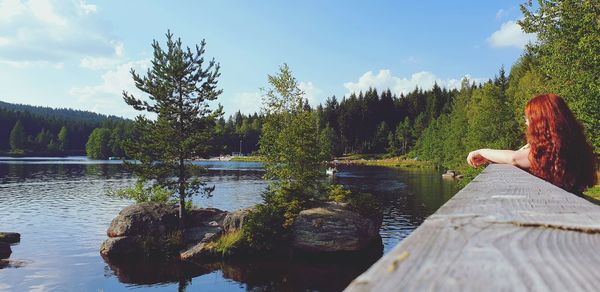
[467,150,490,167]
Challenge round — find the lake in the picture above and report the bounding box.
[0,157,457,291]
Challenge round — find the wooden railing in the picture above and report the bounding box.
[345,164,600,291]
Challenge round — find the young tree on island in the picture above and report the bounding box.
[258,63,329,225]
[122,31,223,228]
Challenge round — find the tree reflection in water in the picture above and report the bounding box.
[102,236,383,291]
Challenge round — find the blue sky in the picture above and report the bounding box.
[0,0,536,118]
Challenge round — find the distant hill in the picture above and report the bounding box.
[0,100,130,154]
[0,100,125,123]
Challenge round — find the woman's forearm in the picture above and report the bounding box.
[479,148,531,168]
[479,149,517,164]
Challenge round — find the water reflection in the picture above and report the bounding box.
[102,236,383,291]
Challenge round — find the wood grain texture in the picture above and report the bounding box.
[345,164,600,292]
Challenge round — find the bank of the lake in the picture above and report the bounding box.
[0,156,457,291]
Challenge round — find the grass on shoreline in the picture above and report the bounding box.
[335,154,436,169]
[229,153,435,169]
[584,186,600,200]
[582,172,600,202]
[229,156,264,162]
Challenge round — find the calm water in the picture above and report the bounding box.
[0,157,457,291]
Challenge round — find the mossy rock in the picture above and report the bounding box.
[0,232,20,244]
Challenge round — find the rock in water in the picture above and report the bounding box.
[101,202,228,257]
[180,242,218,261]
[0,242,11,259]
[222,207,254,232]
[100,236,142,256]
[0,232,20,244]
[292,202,381,252]
[106,203,179,237]
[187,208,228,228]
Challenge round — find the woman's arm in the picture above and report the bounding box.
[467,148,531,169]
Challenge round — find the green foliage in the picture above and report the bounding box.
[465,82,520,150]
[388,117,413,156]
[259,64,328,205]
[328,184,352,203]
[328,184,381,217]
[319,125,336,161]
[57,126,69,151]
[86,128,112,159]
[139,230,183,257]
[110,181,173,203]
[121,31,222,227]
[9,120,26,151]
[415,73,522,186]
[520,0,600,153]
[209,229,245,256]
[0,100,128,154]
[241,203,288,252]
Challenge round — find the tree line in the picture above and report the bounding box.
[0,104,126,156]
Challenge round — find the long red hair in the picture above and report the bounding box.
[525,94,597,193]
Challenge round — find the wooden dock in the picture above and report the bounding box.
[345,164,600,291]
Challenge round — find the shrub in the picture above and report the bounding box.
[139,230,183,257]
[241,203,289,252]
[110,181,172,203]
[209,230,245,256]
[328,184,381,217]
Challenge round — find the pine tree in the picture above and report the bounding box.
[122,31,223,228]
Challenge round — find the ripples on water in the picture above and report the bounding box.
[0,157,457,291]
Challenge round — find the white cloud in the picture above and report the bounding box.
[0,0,121,67]
[0,36,11,46]
[344,69,482,97]
[69,59,151,117]
[29,0,67,26]
[77,0,96,14]
[230,92,263,115]
[0,0,26,23]
[298,81,323,106]
[488,20,537,49]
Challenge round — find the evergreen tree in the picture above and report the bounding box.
[122,31,223,228]
[9,120,26,152]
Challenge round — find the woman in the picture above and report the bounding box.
[467,93,597,194]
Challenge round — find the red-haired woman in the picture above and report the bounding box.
[467,94,597,194]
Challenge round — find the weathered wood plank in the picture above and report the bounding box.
[345,164,600,292]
